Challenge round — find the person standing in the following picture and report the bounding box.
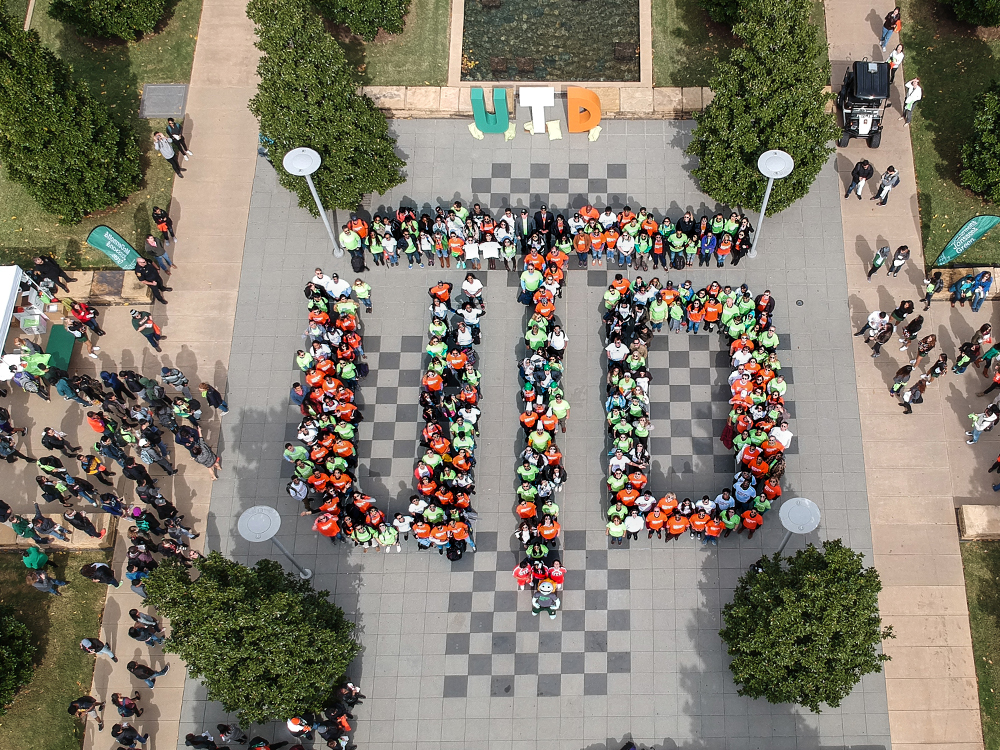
[199,382,228,415]
[921,271,944,310]
[866,245,889,281]
[130,309,163,351]
[881,6,901,51]
[160,367,193,399]
[31,255,76,292]
[888,44,904,83]
[845,159,874,200]
[901,78,922,124]
[142,234,176,276]
[153,132,183,177]
[152,206,177,246]
[134,259,171,304]
[887,244,909,276]
[967,407,999,444]
[873,167,901,206]
[165,118,191,160]
[533,205,554,249]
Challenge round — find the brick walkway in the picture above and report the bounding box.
[825,3,985,748]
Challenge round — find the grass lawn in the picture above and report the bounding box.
[0,549,111,750]
[335,0,450,86]
[0,0,203,270]
[962,541,1000,750]
[900,0,1000,268]
[4,0,28,24]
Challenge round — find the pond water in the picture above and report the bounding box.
[461,0,640,82]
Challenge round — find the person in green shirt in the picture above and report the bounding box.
[668,301,684,333]
[528,428,551,452]
[607,469,628,495]
[606,516,626,544]
[295,350,314,372]
[352,524,374,549]
[517,460,540,483]
[21,546,48,570]
[607,501,627,520]
[453,434,475,451]
[604,287,621,310]
[429,318,448,338]
[423,503,446,524]
[720,509,740,536]
[339,226,362,253]
[526,543,549,560]
[336,361,358,385]
[549,395,570,433]
[452,201,469,222]
[520,269,543,294]
[525,326,547,352]
[283,443,308,463]
[649,297,668,331]
[541,499,559,517]
[517,482,539,502]
[375,523,400,552]
[294,459,316,479]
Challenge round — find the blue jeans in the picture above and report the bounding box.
[880,25,893,48]
[972,294,986,313]
[669,319,682,332]
[971,427,984,443]
[688,321,701,334]
[154,253,172,273]
[651,320,663,332]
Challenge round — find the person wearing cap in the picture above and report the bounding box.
[130,309,163,352]
[534,204,554,249]
[160,367,192,399]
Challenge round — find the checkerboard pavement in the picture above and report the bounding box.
[468,161,631,215]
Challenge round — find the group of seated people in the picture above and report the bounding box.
[286,274,396,551]
[511,260,570,593]
[403,278,486,560]
[338,201,756,272]
[601,276,792,545]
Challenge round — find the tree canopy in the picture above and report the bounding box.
[961,80,1000,203]
[48,0,169,41]
[144,552,360,725]
[0,606,35,715]
[720,539,893,713]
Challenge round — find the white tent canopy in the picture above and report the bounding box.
[0,265,24,351]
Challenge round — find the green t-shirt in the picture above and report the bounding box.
[549,399,570,419]
[606,520,626,537]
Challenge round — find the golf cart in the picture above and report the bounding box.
[836,59,890,149]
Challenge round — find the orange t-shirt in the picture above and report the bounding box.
[667,515,689,534]
[611,277,630,295]
[617,488,639,506]
[741,511,763,529]
[689,512,710,532]
[646,512,666,530]
[658,495,678,514]
[573,234,589,255]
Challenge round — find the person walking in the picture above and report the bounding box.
[111,722,148,748]
[160,367,192,399]
[873,166,901,206]
[31,255,76,293]
[69,696,106,731]
[27,569,67,595]
[866,245,889,281]
[901,78,922,124]
[880,6,901,51]
[126,661,169,689]
[967,407,999,444]
[81,561,120,587]
[845,159,874,200]
[65,509,106,539]
[198,382,228,416]
[152,206,177,246]
[129,309,164,352]
[111,692,144,719]
[900,377,927,414]
[81,636,118,662]
[134,259,171,304]
[165,118,192,160]
[888,44,904,83]
[153,132,183,177]
[886,244,909,275]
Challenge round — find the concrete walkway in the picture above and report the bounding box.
[825,3,985,748]
[77,0,260,747]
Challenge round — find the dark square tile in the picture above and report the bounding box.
[490,193,510,209]
[549,178,569,194]
[375,387,397,405]
[364,336,380,352]
[569,163,589,179]
[690,368,712,385]
[378,351,400,369]
[280,460,294,478]
[490,675,514,697]
[784,442,798,455]
[530,193,549,207]
[607,569,630,589]
[448,592,472,613]
[564,569,585,589]
[392,440,415,458]
[365,458,391,477]
[588,178,608,193]
[585,631,608,652]
[568,193,588,210]
[606,164,628,179]
[689,335,710,350]
[492,633,516,654]
[585,550,607,570]
[506,271,519,287]
[712,418,728,435]
[781,366,794,384]
[471,177,492,194]
[510,178,530,193]
[585,590,608,610]
[691,402,712,419]
[492,163,512,178]
[650,402,670,420]
[608,611,630,631]
[587,271,607,287]
[515,653,538,675]
[446,632,470,655]
[714,454,734,472]
[538,631,562,652]
[649,367,669,382]
[400,336,423,352]
[443,675,468,697]
[561,652,585,674]
[563,530,586,550]
[607,652,631,673]
[536,674,561,697]
[285,422,299,440]
[714,351,732,368]
[395,403,418,422]
[371,421,396,440]
[584,673,607,695]
[475,531,498,551]
[670,385,691,401]
[468,654,493,675]
[777,333,790,350]
[562,610,585,631]
[671,455,694,473]
[670,419,692,437]
[692,437,714,456]
[356,440,372,456]
[493,591,517,611]
[516,610,541,631]
[473,571,496,592]
[530,164,550,178]
[470,611,494,633]
[397,370,419,387]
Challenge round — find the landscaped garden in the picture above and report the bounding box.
[0,550,111,750]
[901,0,1000,267]
[0,0,202,270]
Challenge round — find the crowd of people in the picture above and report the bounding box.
[600,274,790,545]
[511,254,570,600]
[336,202,758,272]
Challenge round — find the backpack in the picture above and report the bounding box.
[351,254,367,273]
[446,545,463,561]
[671,254,685,270]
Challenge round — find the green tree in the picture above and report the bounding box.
[48,0,169,41]
[0,11,141,223]
[720,539,893,712]
[144,553,360,725]
[247,0,404,213]
[312,0,411,40]
[0,606,36,715]
[961,80,1000,203]
[698,0,741,26]
[941,0,1000,27]
[686,0,838,216]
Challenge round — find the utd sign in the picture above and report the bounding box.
[471,86,603,135]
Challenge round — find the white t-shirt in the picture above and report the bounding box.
[770,426,793,449]
[606,342,629,361]
[328,278,351,298]
[599,212,618,229]
[393,515,413,534]
[624,515,645,533]
[480,241,500,259]
[459,406,481,424]
[618,234,635,255]
[464,241,480,260]
[311,274,334,293]
[463,278,484,297]
[608,455,628,473]
[548,331,568,351]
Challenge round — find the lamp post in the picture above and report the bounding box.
[748,149,795,259]
[282,147,343,258]
[775,497,822,556]
[237,505,312,580]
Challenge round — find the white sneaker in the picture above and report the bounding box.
[92,346,100,352]
[88,353,98,359]
[183,155,189,161]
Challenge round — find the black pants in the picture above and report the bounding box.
[166,153,183,177]
[148,285,167,304]
[173,135,189,154]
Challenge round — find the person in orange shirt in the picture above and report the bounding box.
[544,267,565,291]
[703,514,724,546]
[617,206,636,225]
[412,519,432,549]
[422,370,443,401]
[739,509,763,538]
[580,204,600,222]
[536,298,556,320]
[610,274,631,296]
[658,493,678,515]
[537,515,560,541]
[645,507,667,539]
[513,560,532,590]
[429,523,451,554]
[703,297,722,332]
[747,455,771,480]
[313,513,343,543]
[589,229,606,267]
[760,436,784,461]
[686,300,706,333]
[762,476,782,502]
[543,444,562,467]
[516,500,538,520]
[519,409,539,434]
[524,248,545,271]
[628,472,647,492]
[617,486,639,506]
[429,434,451,456]
[329,468,352,495]
[416,477,437,497]
[641,214,658,236]
[666,511,689,541]
[546,247,568,270]
[572,231,589,269]
[689,509,710,539]
[539,413,559,433]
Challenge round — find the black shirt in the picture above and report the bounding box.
[134,264,162,285]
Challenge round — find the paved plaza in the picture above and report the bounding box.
[176,119,890,749]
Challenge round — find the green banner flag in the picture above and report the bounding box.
[85,225,141,270]
[934,215,1000,267]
